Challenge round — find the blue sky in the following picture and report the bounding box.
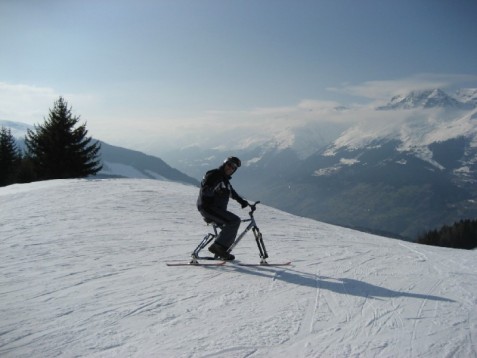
[1,0,477,151]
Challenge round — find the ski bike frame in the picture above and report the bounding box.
[191,201,269,264]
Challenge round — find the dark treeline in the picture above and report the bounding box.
[0,97,102,187]
[0,126,24,186]
[417,219,477,250]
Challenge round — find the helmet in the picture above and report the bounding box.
[224,156,241,168]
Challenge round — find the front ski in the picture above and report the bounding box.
[166,260,226,267]
[237,261,291,267]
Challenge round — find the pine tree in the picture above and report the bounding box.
[0,126,21,186]
[25,97,102,180]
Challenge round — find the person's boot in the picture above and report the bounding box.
[208,242,235,261]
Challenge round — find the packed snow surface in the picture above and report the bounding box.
[1,179,476,357]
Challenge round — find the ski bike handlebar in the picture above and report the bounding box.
[248,201,260,216]
[233,200,269,262]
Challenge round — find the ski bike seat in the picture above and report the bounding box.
[202,217,216,224]
[202,218,224,228]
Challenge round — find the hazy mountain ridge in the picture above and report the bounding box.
[98,141,198,185]
[0,120,199,186]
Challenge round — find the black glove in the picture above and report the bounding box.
[241,200,249,209]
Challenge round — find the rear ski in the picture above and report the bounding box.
[166,259,226,266]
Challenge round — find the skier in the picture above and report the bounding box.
[197,156,249,260]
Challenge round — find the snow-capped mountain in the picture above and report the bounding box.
[325,108,477,173]
[261,90,477,239]
[166,89,477,178]
[455,88,477,106]
[1,178,476,357]
[376,88,476,110]
[172,89,477,240]
[324,89,477,179]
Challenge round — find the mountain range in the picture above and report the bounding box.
[2,88,477,240]
[163,88,477,240]
[377,88,476,110]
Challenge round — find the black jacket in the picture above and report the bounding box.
[197,165,247,212]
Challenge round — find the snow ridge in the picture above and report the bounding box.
[378,89,475,110]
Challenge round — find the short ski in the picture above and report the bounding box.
[237,261,291,267]
[166,260,226,266]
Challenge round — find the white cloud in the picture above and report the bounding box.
[328,73,477,102]
[0,82,57,123]
[0,82,97,124]
[4,74,476,155]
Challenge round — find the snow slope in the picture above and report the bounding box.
[1,179,476,357]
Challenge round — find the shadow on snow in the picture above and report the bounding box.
[223,265,455,303]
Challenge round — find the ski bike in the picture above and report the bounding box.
[167,201,290,267]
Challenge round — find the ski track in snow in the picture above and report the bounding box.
[1,179,476,357]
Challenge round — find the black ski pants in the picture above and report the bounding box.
[199,207,241,249]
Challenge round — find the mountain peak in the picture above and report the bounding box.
[455,88,477,105]
[377,89,474,110]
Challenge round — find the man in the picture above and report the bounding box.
[197,156,249,260]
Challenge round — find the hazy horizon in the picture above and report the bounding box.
[1,0,476,154]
